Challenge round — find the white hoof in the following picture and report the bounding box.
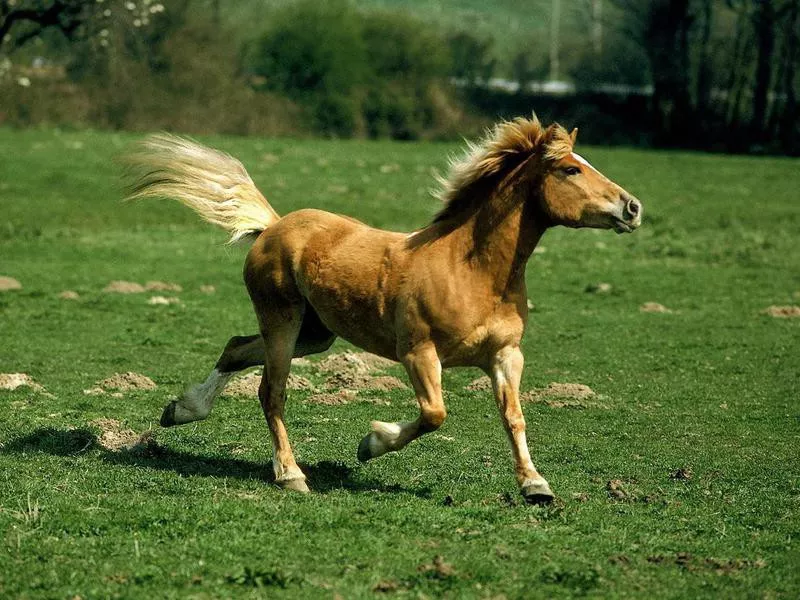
[521,478,554,504]
[357,421,403,461]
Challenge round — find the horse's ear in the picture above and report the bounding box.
[570,128,579,144]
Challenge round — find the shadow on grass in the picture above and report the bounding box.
[1,427,431,498]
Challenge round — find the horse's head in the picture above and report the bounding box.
[536,126,642,233]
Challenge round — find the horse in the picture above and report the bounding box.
[124,115,642,504]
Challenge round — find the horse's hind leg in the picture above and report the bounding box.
[257,307,309,492]
[160,306,335,427]
[358,344,446,461]
[160,334,264,427]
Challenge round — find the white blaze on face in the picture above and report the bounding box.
[571,152,599,174]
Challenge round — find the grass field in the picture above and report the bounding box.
[1,127,799,599]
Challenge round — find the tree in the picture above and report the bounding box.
[1,0,98,52]
[750,0,775,140]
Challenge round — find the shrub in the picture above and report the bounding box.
[247,1,460,139]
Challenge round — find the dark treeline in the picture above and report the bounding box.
[0,0,797,154]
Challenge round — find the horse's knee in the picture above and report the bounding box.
[215,334,263,372]
[419,406,447,433]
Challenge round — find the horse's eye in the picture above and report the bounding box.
[563,166,581,176]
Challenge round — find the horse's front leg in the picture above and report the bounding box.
[490,346,554,504]
[357,344,446,461]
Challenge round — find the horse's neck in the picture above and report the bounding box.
[461,191,546,295]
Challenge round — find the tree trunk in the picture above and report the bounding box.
[780,0,799,152]
[750,0,775,142]
[695,0,713,123]
[644,0,694,145]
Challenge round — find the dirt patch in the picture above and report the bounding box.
[646,553,766,572]
[59,290,80,300]
[90,418,140,451]
[669,467,693,481]
[585,282,613,294]
[465,376,492,391]
[521,382,604,408]
[144,281,182,292]
[762,305,800,318]
[316,350,395,375]
[367,376,407,391]
[86,372,157,396]
[147,295,181,306]
[640,302,672,313]
[199,285,216,294]
[224,371,315,397]
[0,373,48,394]
[103,280,145,294]
[306,389,358,405]
[324,371,407,391]
[606,479,629,500]
[0,276,22,291]
[417,555,456,579]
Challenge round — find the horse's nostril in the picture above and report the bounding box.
[625,198,640,218]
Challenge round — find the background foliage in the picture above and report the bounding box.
[0,0,798,152]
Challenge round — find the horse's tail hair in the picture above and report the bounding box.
[123,134,279,244]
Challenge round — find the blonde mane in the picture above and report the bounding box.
[433,116,574,223]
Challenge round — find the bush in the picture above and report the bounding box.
[247,0,460,139]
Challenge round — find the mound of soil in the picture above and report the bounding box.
[86,372,157,396]
[306,389,358,405]
[465,376,492,392]
[640,302,671,313]
[0,276,22,291]
[147,295,181,306]
[324,371,407,392]
[522,382,606,408]
[585,282,613,294]
[59,290,80,300]
[224,371,315,397]
[145,281,182,292]
[316,351,395,375]
[762,305,800,318]
[0,373,47,394]
[90,418,140,451]
[103,280,145,294]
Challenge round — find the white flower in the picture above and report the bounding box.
[17,76,31,87]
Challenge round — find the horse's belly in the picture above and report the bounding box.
[308,293,398,359]
[298,258,398,359]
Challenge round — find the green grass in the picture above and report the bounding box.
[1,127,799,599]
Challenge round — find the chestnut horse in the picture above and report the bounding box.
[125,116,642,503]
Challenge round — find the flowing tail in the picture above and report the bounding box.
[123,134,279,243]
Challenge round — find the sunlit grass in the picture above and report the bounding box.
[0,128,798,598]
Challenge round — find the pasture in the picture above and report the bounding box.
[0,127,798,598]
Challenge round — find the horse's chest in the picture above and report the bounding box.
[434,303,526,367]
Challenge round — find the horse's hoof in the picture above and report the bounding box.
[278,478,310,493]
[521,480,554,505]
[357,433,373,462]
[160,402,177,427]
